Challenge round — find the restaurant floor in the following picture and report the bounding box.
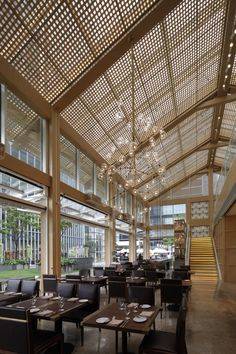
[40,281,236,354]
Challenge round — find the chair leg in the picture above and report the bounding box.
[81,325,84,346]
[115,330,118,353]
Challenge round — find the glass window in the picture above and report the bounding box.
[61,197,107,226]
[0,202,42,279]
[96,165,108,203]
[5,88,45,171]
[0,171,46,208]
[60,136,77,188]
[115,231,129,262]
[115,219,131,232]
[150,204,186,226]
[79,152,94,194]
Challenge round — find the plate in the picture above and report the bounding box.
[51,297,60,300]
[140,304,151,309]
[79,299,88,303]
[96,317,110,324]
[30,308,40,313]
[133,316,147,323]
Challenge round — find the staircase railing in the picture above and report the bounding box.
[212,236,222,280]
[185,225,191,266]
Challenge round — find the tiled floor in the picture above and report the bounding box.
[41,281,236,353]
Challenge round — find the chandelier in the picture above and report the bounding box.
[98,41,167,198]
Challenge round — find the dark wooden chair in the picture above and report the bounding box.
[172,271,189,280]
[139,302,188,354]
[79,269,90,277]
[43,277,58,295]
[93,267,104,276]
[6,278,21,292]
[57,283,75,298]
[62,283,100,345]
[127,286,155,305]
[160,280,183,318]
[108,280,126,303]
[0,306,64,354]
[132,269,145,277]
[21,280,39,299]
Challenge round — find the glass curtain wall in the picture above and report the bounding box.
[60,136,108,203]
[0,171,47,279]
[115,219,131,262]
[61,197,107,271]
[4,87,45,171]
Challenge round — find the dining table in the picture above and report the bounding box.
[126,277,146,286]
[0,290,23,304]
[79,276,108,284]
[82,302,160,354]
[9,295,87,332]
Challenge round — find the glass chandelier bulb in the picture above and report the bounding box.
[98,172,104,181]
[158,166,166,175]
[124,181,130,189]
[145,151,151,158]
[154,191,158,195]
[108,175,113,183]
[115,111,124,122]
[101,162,108,171]
[128,141,138,156]
[107,165,116,175]
[149,136,155,147]
[153,126,159,134]
[137,113,144,123]
[133,189,137,194]
[119,155,125,163]
[159,128,167,139]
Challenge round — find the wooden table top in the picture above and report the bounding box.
[126,277,146,285]
[0,291,23,303]
[82,302,160,334]
[9,296,86,321]
[80,276,108,284]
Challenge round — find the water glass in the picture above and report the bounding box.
[119,298,125,311]
[59,297,64,311]
[124,304,130,319]
[31,294,37,308]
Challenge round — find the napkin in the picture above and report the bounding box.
[108,319,124,326]
[40,294,53,299]
[139,311,154,317]
[38,309,54,316]
[128,302,139,308]
[67,297,79,302]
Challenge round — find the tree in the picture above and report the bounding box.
[0,207,40,260]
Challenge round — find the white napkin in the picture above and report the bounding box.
[128,302,139,308]
[108,319,124,326]
[139,311,154,317]
[67,297,79,302]
[38,309,54,316]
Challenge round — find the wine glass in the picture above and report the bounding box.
[124,304,130,319]
[58,296,64,311]
[31,294,37,308]
[119,298,125,311]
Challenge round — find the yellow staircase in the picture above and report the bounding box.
[190,237,218,282]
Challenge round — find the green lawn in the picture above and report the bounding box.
[0,268,40,280]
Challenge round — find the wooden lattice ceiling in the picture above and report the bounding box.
[1,0,236,201]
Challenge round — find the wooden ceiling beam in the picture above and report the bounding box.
[208,0,236,166]
[53,0,182,112]
[196,92,236,110]
[136,138,211,189]
[0,55,52,120]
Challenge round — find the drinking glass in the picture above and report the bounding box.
[58,297,64,311]
[31,294,37,308]
[125,304,130,319]
[119,298,125,311]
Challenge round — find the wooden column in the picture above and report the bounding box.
[144,207,150,260]
[208,167,214,236]
[129,195,136,262]
[48,109,61,276]
[106,181,116,265]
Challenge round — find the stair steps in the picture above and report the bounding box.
[190,237,218,282]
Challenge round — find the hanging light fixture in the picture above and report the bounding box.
[98,41,167,200]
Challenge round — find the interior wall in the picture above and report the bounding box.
[214,215,236,283]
